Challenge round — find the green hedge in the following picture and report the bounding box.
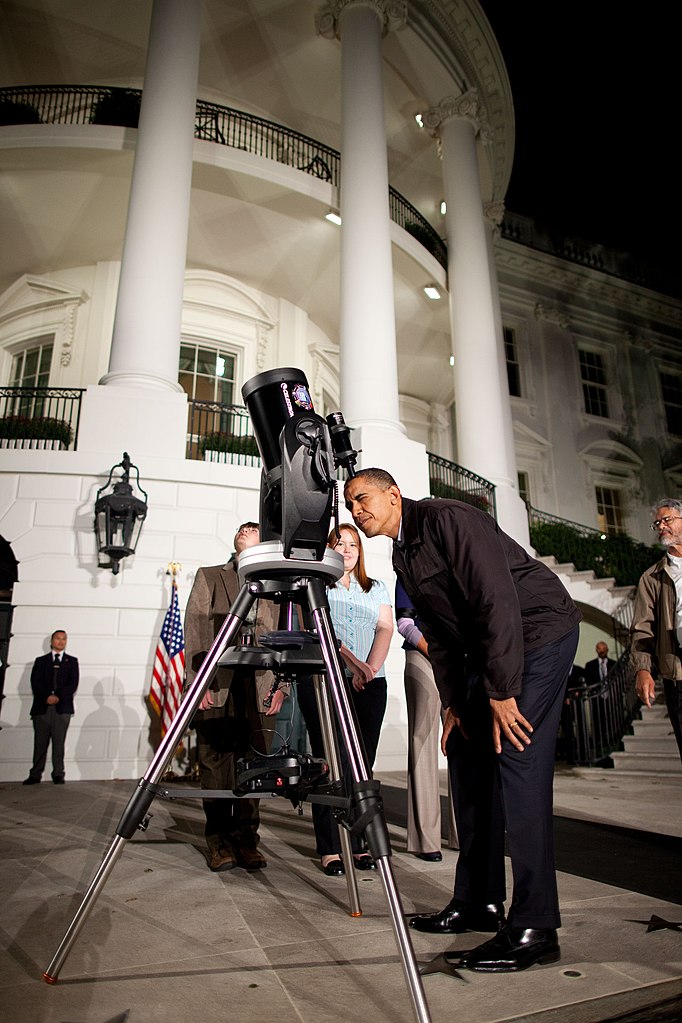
[429,478,492,513]
[0,415,73,446]
[529,520,660,587]
[198,432,259,457]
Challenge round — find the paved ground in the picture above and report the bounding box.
[0,765,680,1023]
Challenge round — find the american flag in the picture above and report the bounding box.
[149,581,186,735]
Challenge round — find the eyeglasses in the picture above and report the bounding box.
[651,515,682,531]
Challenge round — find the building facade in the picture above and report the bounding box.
[0,0,679,781]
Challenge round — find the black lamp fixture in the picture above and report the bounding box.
[95,452,148,575]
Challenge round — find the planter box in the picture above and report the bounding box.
[0,438,65,450]
[203,450,259,467]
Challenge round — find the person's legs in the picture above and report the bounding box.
[296,675,341,859]
[28,713,51,781]
[404,650,444,854]
[499,627,578,930]
[662,679,682,763]
[50,711,71,781]
[350,676,387,769]
[195,710,238,870]
[455,626,579,972]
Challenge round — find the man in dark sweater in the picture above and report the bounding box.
[344,468,581,973]
[24,630,79,785]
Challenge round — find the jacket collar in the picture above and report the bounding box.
[399,498,424,549]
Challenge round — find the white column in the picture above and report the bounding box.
[101,0,203,392]
[316,0,405,434]
[425,93,529,544]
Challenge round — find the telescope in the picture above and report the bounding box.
[242,367,358,559]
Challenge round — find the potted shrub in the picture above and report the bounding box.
[198,431,260,464]
[0,415,73,450]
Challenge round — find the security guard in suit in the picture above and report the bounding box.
[24,629,79,785]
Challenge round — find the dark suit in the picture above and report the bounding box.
[583,656,616,686]
[393,497,581,930]
[28,651,79,781]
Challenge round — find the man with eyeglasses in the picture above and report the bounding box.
[630,499,682,763]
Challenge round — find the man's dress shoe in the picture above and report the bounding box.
[409,898,505,934]
[414,851,442,862]
[451,924,560,972]
[22,776,40,785]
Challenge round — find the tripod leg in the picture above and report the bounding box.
[306,579,431,1023]
[43,582,260,983]
[312,673,362,917]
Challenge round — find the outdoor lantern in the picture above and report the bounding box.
[95,452,148,574]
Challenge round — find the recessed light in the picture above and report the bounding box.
[415,113,424,128]
[424,285,440,300]
[325,210,342,225]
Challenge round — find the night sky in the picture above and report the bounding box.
[479,1,678,282]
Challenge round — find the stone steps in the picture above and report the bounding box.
[610,750,682,775]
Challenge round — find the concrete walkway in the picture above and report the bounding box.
[0,766,680,1023]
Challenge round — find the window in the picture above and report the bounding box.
[579,349,609,417]
[517,471,530,506]
[179,342,236,404]
[10,336,53,387]
[595,486,623,535]
[660,371,682,436]
[504,327,522,398]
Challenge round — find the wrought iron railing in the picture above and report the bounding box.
[186,400,260,466]
[527,505,660,588]
[427,453,497,518]
[0,387,84,450]
[0,85,447,271]
[558,651,640,767]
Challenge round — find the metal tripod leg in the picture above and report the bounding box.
[312,673,362,917]
[306,578,431,1023]
[43,581,260,983]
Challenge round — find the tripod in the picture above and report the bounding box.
[43,542,432,1023]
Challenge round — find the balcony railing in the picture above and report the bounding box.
[186,400,260,466]
[0,85,447,272]
[427,453,497,518]
[559,651,640,767]
[527,506,660,588]
[0,387,84,450]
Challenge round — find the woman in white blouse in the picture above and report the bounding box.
[297,523,393,876]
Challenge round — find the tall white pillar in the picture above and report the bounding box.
[425,93,529,544]
[101,0,203,392]
[316,0,405,434]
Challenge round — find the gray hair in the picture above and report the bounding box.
[653,497,682,515]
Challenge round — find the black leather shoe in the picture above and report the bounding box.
[353,854,377,870]
[22,776,40,785]
[452,924,560,972]
[415,851,442,862]
[52,777,65,785]
[409,899,505,934]
[322,858,345,876]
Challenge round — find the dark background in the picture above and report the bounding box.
[479,1,678,280]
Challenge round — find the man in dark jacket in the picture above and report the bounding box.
[344,468,581,972]
[583,641,616,685]
[23,630,79,785]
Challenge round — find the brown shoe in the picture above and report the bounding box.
[209,845,237,872]
[236,845,267,871]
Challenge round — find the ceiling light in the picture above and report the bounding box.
[415,113,424,128]
[440,200,447,215]
[423,285,441,300]
[449,355,455,367]
[325,210,342,225]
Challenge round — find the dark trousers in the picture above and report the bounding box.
[194,672,269,852]
[663,678,682,763]
[30,707,72,780]
[296,674,387,857]
[447,626,579,930]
